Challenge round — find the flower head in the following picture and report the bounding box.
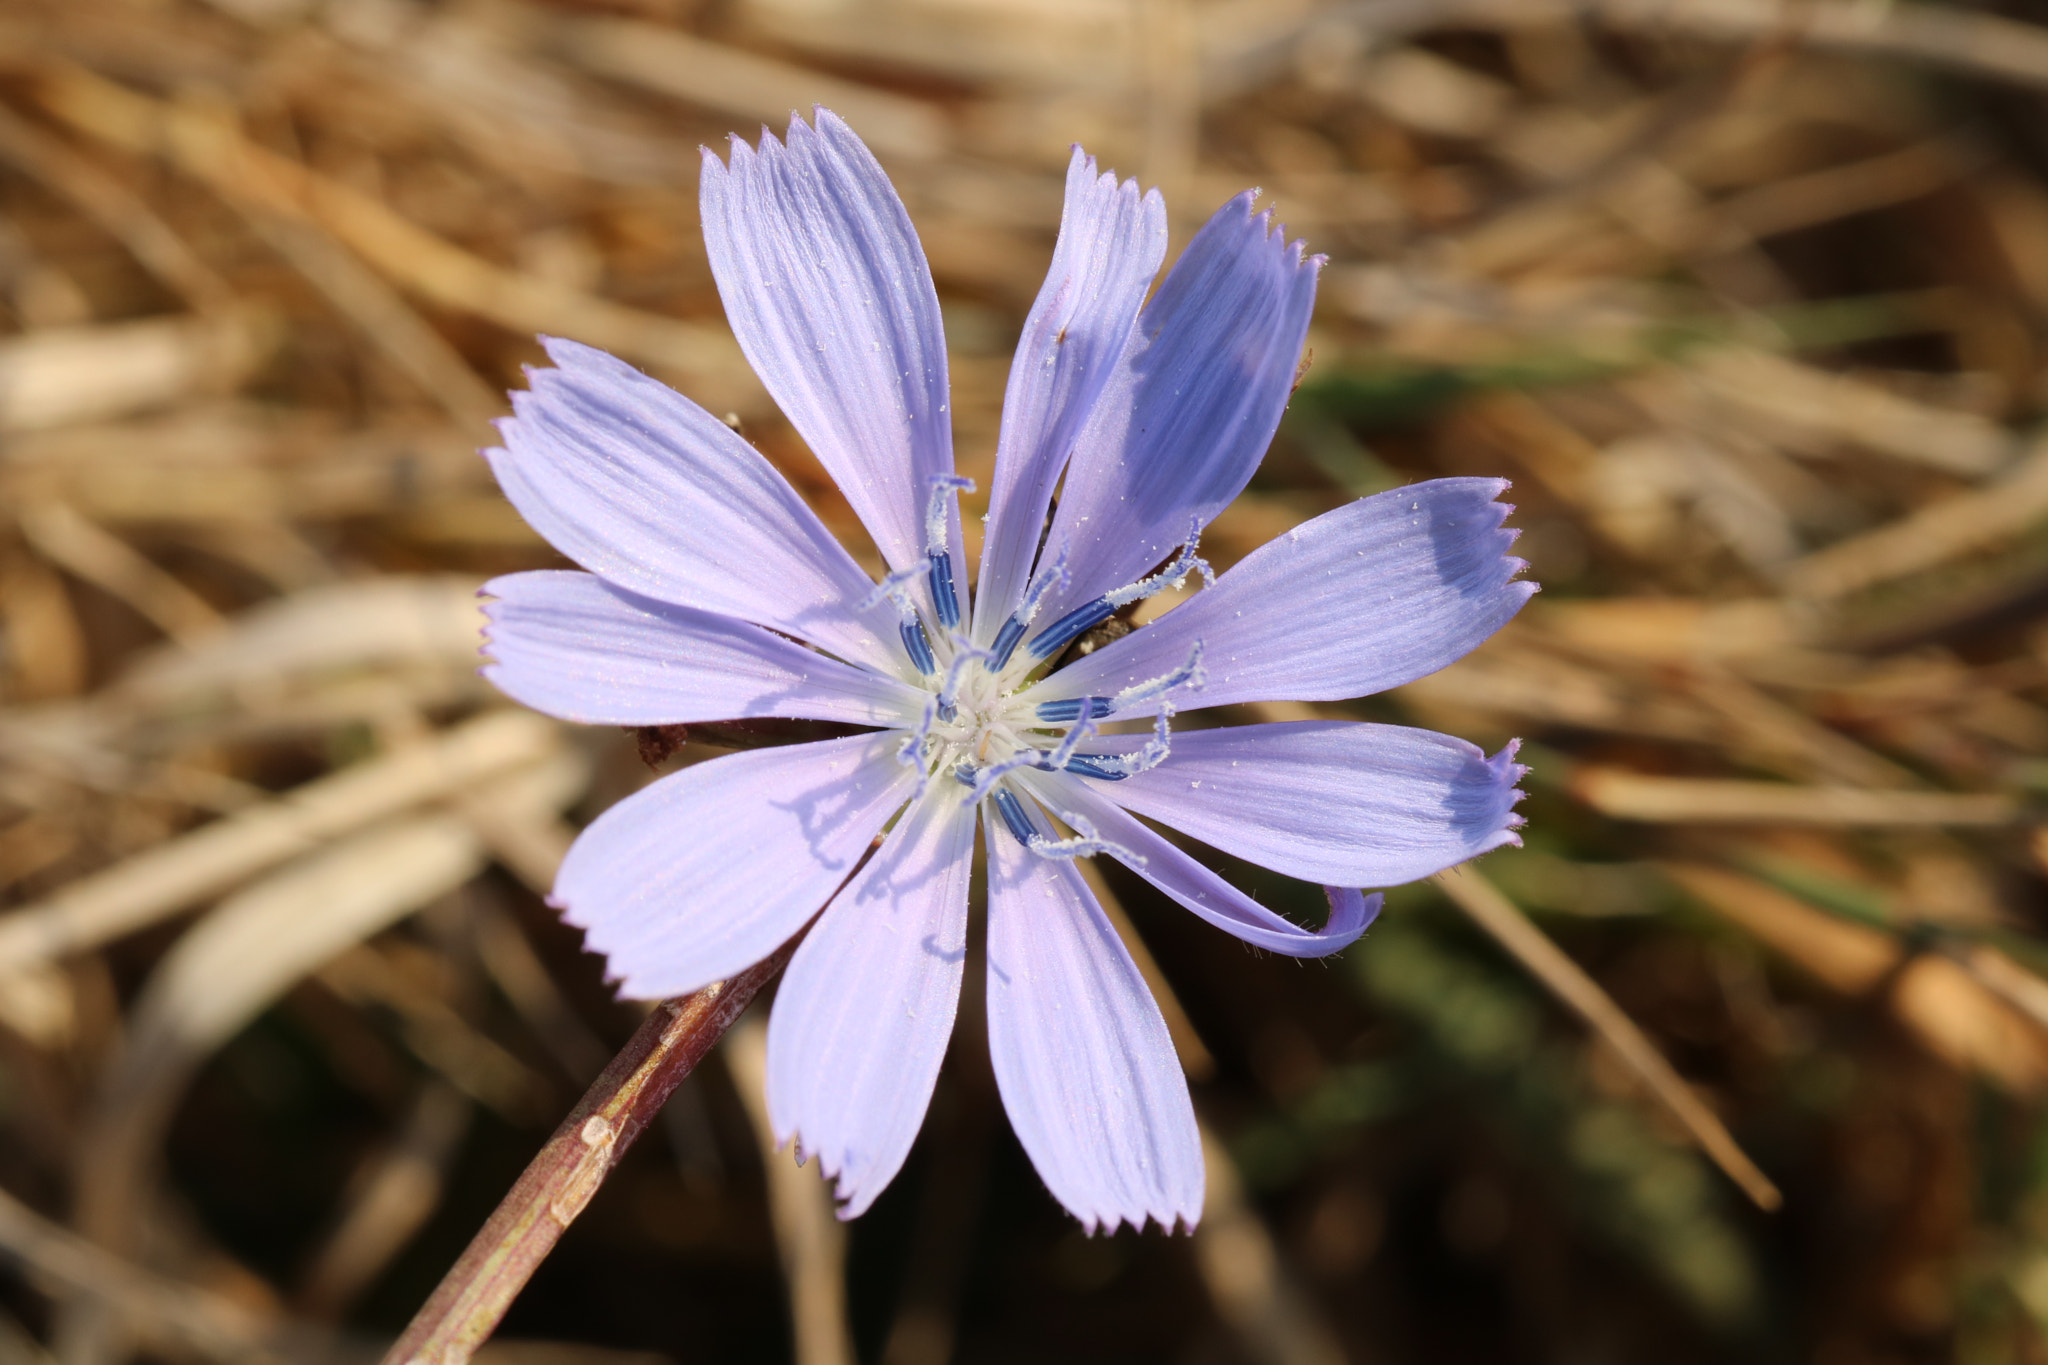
[480,109,1534,1232]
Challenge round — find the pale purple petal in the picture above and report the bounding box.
[1079,721,1525,887]
[486,338,905,677]
[1017,772,1380,957]
[984,822,1203,1233]
[1036,193,1321,621]
[700,110,957,581]
[1027,478,1534,714]
[555,734,916,999]
[480,571,924,728]
[767,789,977,1218]
[971,148,1167,642]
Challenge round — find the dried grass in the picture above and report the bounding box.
[5,0,2048,1359]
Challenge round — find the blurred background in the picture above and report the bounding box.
[8,0,2048,1361]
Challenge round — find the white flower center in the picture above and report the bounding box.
[922,656,1031,773]
[878,476,1210,856]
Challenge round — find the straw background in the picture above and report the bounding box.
[7,0,2048,1360]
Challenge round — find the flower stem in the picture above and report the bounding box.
[377,944,795,1365]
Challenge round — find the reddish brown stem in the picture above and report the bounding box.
[378,946,793,1365]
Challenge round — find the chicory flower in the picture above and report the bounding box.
[480,109,1533,1232]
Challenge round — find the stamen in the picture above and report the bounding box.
[989,789,1143,865]
[1022,597,1114,662]
[966,700,1101,801]
[900,619,938,676]
[928,554,961,630]
[1022,518,1211,662]
[1109,641,1206,713]
[991,788,1041,847]
[925,475,976,555]
[1040,704,1097,771]
[1020,546,1069,622]
[1026,640,1201,729]
[933,640,994,722]
[859,562,930,616]
[1035,696,1112,724]
[924,475,975,630]
[898,696,940,773]
[1081,706,1175,779]
[967,745,1046,801]
[859,563,939,676]
[1055,755,1129,781]
[990,548,1069,670]
[1024,810,1144,866]
[990,616,1028,670]
[1101,519,1214,609]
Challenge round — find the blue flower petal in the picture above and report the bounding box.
[972,148,1167,643]
[701,109,958,582]
[555,734,916,999]
[1035,191,1321,622]
[985,820,1203,1234]
[1076,720,1526,888]
[767,790,977,1219]
[487,337,907,677]
[1024,773,1382,957]
[1025,477,1535,714]
[481,570,926,727]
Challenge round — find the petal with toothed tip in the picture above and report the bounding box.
[984,821,1203,1233]
[700,109,960,586]
[1035,191,1322,623]
[481,570,926,728]
[485,338,906,678]
[973,146,1167,643]
[1023,478,1534,716]
[767,788,977,1219]
[1061,721,1525,888]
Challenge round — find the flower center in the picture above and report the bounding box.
[899,637,1057,789]
[878,476,1209,860]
